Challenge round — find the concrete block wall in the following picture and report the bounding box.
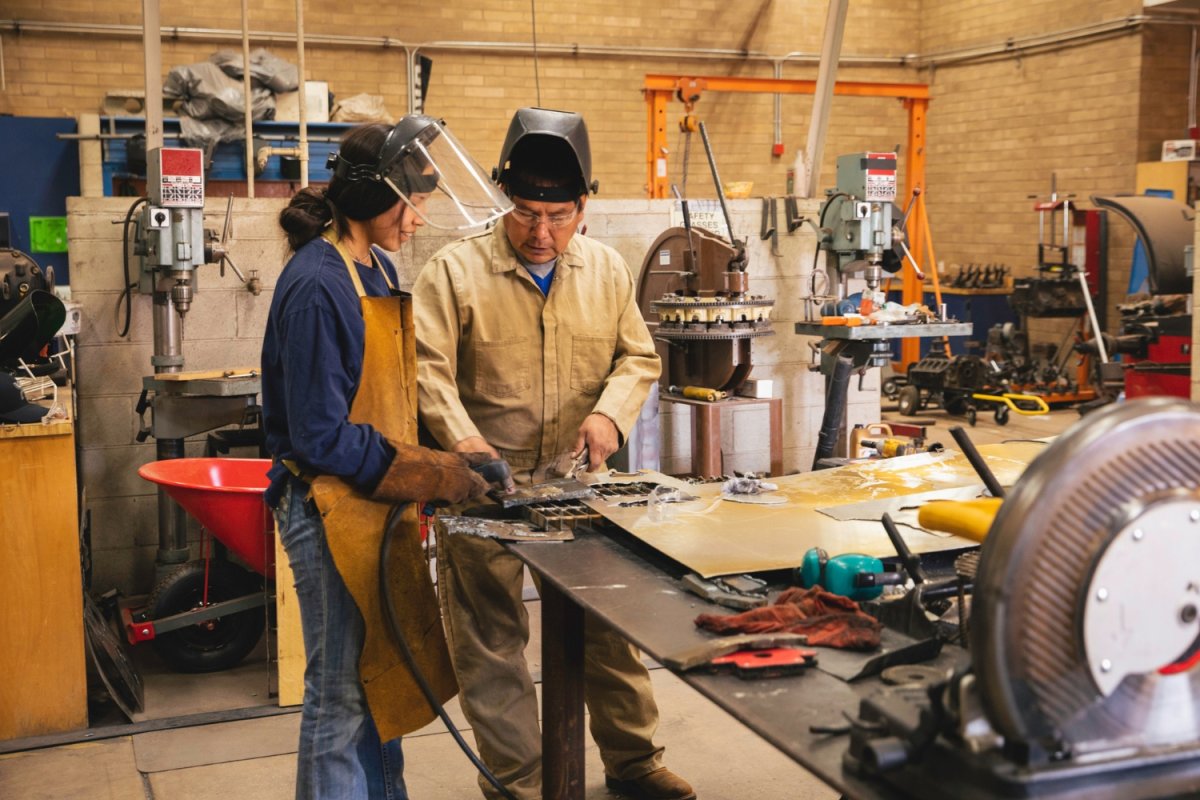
[68,196,289,595]
[69,194,865,594]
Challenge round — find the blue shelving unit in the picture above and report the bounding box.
[99,116,355,195]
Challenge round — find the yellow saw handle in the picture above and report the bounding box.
[917,497,1003,542]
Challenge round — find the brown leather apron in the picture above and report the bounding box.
[306,232,457,742]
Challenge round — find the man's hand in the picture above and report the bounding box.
[453,435,500,459]
[452,436,514,494]
[573,413,619,472]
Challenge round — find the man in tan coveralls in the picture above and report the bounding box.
[414,108,696,800]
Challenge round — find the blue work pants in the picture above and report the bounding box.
[274,477,409,800]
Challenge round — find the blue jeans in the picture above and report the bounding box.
[274,477,409,800]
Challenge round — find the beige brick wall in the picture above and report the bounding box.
[2,0,919,198]
[922,34,1144,340]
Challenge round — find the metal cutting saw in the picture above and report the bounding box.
[844,397,1200,799]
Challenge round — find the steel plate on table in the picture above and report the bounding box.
[587,443,1046,579]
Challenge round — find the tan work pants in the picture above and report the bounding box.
[437,532,664,800]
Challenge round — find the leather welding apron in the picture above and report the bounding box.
[307,233,457,743]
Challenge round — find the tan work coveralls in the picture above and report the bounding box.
[415,224,662,799]
[306,234,457,744]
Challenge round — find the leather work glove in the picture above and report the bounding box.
[370,441,490,506]
[459,451,516,494]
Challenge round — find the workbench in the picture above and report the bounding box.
[0,402,86,740]
[510,525,964,800]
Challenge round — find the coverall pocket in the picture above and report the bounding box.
[570,335,617,395]
[474,337,532,398]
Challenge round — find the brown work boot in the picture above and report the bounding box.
[605,767,696,800]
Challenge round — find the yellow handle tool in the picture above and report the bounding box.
[917,497,1003,543]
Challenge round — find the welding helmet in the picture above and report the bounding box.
[494,108,599,202]
[0,289,65,369]
[326,115,511,230]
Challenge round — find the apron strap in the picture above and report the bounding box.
[322,231,372,298]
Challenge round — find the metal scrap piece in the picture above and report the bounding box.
[438,515,574,542]
[493,478,595,509]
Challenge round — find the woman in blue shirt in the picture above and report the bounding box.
[262,117,510,800]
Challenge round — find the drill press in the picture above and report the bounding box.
[796,153,970,468]
[133,146,262,577]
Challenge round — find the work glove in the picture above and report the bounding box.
[370,441,490,506]
[459,451,516,494]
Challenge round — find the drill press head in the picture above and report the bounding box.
[818,152,903,304]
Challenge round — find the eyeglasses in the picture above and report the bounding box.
[509,206,579,230]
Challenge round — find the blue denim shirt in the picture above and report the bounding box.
[261,237,400,508]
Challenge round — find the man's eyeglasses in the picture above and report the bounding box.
[509,206,579,230]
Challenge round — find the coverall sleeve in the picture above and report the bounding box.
[413,258,484,449]
[590,258,662,440]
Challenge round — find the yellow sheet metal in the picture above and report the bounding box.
[585,441,1047,578]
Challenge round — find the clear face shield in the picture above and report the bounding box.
[379,120,512,231]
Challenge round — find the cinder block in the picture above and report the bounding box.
[88,494,159,551]
[79,444,161,500]
[76,395,139,449]
[181,337,265,373]
[74,289,154,345]
[76,340,154,396]
[236,290,274,341]
[730,406,770,453]
[90,544,159,596]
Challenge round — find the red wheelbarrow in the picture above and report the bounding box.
[131,458,273,673]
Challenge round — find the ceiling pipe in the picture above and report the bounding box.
[0,19,905,66]
[1,13,1186,93]
[241,0,254,198]
[295,0,307,187]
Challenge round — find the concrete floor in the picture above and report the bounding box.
[0,598,838,800]
[0,407,1084,800]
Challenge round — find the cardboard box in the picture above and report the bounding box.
[1162,139,1199,161]
[275,81,330,123]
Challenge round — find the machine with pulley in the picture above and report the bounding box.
[636,122,775,397]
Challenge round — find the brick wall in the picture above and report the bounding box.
[2,0,920,198]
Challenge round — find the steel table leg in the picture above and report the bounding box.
[541,581,585,799]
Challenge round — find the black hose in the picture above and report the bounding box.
[380,505,519,800]
[948,426,1005,499]
[812,353,855,470]
[119,197,149,338]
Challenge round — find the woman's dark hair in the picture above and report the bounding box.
[278,123,399,252]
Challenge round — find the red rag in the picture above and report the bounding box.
[694,586,882,650]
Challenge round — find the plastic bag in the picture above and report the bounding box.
[331,93,395,124]
[164,60,276,123]
[210,48,299,94]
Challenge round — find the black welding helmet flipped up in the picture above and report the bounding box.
[494,108,599,202]
[327,115,512,230]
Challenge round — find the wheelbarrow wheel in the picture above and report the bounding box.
[147,560,265,673]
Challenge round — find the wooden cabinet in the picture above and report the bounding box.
[0,414,86,740]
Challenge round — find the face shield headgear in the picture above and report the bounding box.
[325,116,512,230]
